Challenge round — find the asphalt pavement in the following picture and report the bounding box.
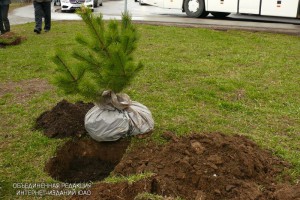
[8,1,300,35]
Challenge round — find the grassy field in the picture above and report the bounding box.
[0,19,299,198]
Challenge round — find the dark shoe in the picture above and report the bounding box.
[34,29,41,34]
[44,29,50,32]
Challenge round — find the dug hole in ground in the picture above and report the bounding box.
[35,100,300,200]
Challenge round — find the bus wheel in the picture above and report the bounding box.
[184,0,208,18]
[211,12,230,18]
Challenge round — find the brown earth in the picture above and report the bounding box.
[35,100,93,138]
[110,132,299,200]
[40,101,300,200]
[45,138,131,183]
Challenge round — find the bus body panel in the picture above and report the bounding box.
[146,0,164,7]
[163,0,183,9]
[238,0,260,14]
[261,0,299,18]
[206,0,238,13]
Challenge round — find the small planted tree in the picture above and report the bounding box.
[53,7,143,104]
[53,7,154,141]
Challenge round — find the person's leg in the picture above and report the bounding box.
[33,1,43,33]
[0,6,4,34]
[42,1,51,31]
[2,5,10,32]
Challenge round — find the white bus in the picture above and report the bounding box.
[140,0,300,18]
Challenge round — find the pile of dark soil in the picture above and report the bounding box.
[0,32,24,48]
[35,100,93,138]
[74,133,299,200]
[40,100,299,199]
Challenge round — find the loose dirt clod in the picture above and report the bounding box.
[35,100,93,138]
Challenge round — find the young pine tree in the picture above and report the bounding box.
[53,7,143,103]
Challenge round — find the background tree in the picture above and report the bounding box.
[53,7,143,103]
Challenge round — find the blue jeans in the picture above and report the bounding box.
[33,1,51,31]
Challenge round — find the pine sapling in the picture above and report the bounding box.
[53,7,143,103]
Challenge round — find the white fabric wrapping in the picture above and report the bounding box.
[84,91,154,141]
[84,105,130,141]
[127,101,154,136]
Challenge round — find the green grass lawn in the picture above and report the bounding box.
[0,20,299,198]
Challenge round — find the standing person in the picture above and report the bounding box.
[0,0,11,34]
[33,0,51,34]
[0,4,4,35]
